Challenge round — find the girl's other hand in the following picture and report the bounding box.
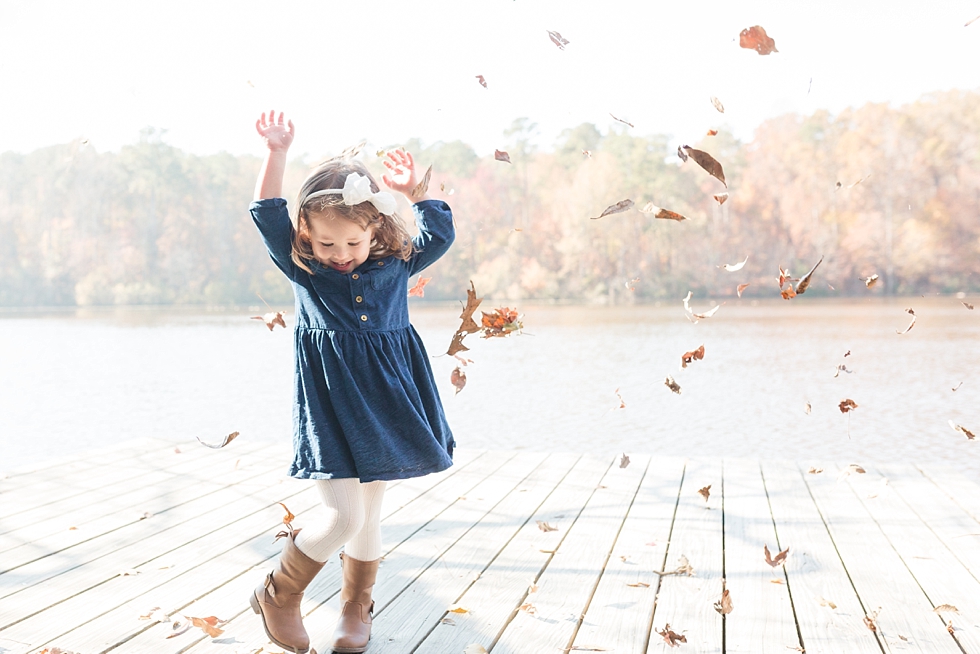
[255,110,295,152]
[382,149,429,201]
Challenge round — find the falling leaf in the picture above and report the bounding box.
[862,274,879,288]
[627,581,650,588]
[620,453,631,468]
[804,401,812,415]
[737,283,750,297]
[494,149,511,164]
[375,149,387,157]
[451,367,467,396]
[251,311,287,331]
[278,502,295,526]
[453,354,474,366]
[713,192,728,204]
[197,431,239,449]
[519,601,537,615]
[947,620,956,635]
[952,382,963,392]
[592,199,634,219]
[838,399,858,413]
[447,331,469,357]
[475,74,487,88]
[411,164,432,199]
[698,485,711,501]
[838,464,866,479]
[547,30,570,49]
[174,447,181,454]
[676,145,689,162]
[739,25,778,55]
[463,645,488,654]
[408,276,432,297]
[681,145,727,187]
[448,604,472,614]
[864,608,881,632]
[609,113,634,128]
[656,624,688,647]
[719,256,748,272]
[665,375,681,394]
[847,174,871,188]
[653,555,694,577]
[681,345,705,369]
[188,615,226,638]
[794,256,824,295]
[963,302,974,310]
[439,182,455,195]
[528,581,539,593]
[818,597,837,610]
[625,277,640,291]
[481,307,523,338]
[710,96,725,113]
[707,129,719,136]
[447,281,484,355]
[683,291,723,321]
[808,467,823,474]
[948,420,976,440]
[639,202,687,221]
[781,286,797,300]
[896,307,916,335]
[582,149,592,158]
[714,587,733,615]
[933,604,959,614]
[771,579,785,584]
[614,388,626,409]
[119,568,141,576]
[764,544,789,567]
[844,350,851,357]
[536,520,559,532]
[833,364,853,378]
[967,14,980,27]
[167,617,192,638]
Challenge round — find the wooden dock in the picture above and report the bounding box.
[1,439,979,654]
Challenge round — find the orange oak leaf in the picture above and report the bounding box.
[481,307,523,338]
[707,129,719,136]
[739,25,778,55]
[407,276,432,297]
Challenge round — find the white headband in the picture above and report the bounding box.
[305,173,397,216]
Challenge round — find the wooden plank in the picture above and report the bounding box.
[913,465,980,525]
[0,436,172,481]
[721,458,801,652]
[570,456,685,653]
[803,463,961,652]
[760,461,882,653]
[848,463,980,652]
[138,450,515,654]
[647,459,723,654]
[413,454,611,654]
[490,455,647,654]
[24,450,494,653]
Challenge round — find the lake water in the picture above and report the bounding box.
[1,298,978,477]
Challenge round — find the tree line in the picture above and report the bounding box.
[1,89,978,307]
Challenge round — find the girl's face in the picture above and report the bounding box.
[306,213,375,273]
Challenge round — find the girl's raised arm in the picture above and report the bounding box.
[253,110,295,201]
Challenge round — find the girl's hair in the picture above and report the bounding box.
[291,158,413,274]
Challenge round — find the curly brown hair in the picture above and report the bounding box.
[291,158,413,274]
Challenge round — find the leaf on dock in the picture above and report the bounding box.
[536,520,559,532]
[196,431,239,449]
[619,453,631,468]
[764,544,789,567]
[656,623,688,647]
[714,585,733,614]
[934,604,959,614]
[698,485,711,501]
[464,645,488,654]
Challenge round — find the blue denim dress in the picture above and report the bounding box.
[249,198,455,482]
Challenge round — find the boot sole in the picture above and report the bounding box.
[250,591,316,654]
[331,642,369,654]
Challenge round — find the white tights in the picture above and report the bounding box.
[293,478,386,563]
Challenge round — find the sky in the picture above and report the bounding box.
[1,0,979,159]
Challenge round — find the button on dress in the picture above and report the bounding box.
[249,198,455,482]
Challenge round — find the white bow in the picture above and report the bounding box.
[305,173,396,215]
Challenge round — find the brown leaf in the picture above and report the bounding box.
[519,601,537,615]
[707,129,719,136]
[948,420,976,440]
[947,620,956,635]
[794,256,823,294]
[656,624,688,647]
[952,381,963,391]
[620,453,631,468]
[698,485,711,501]
[808,467,823,474]
[934,603,959,614]
[339,140,366,158]
[713,192,728,204]
[411,164,432,199]
[447,281,483,358]
[739,25,778,55]
[681,345,705,369]
[547,30,569,49]
[818,597,837,610]
[536,520,559,532]
[896,307,916,334]
[189,615,226,638]
[737,283,750,297]
[639,202,687,221]
[609,113,634,128]
[763,544,789,567]
[447,331,470,356]
[480,307,523,338]
[838,399,858,413]
[475,74,487,88]
[838,464,867,479]
[251,311,287,331]
[681,145,727,187]
[963,302,975,310]
[278,502,295,526]
[614,388,626,409]
[676,145,689,162]
[863,608,881,632]
[804,401,812,415]
[451,367,467,396]
[780,286,797,300]
[407,275,432,298]
[197,431,239,449]
[464,645,488,654]
[627,581,650,587]
[862,274,879,288]
[710,96,725,113]
[592,198,634,220]
[664,375,682,395]
[714,587,733,614]
[494,149,511,164]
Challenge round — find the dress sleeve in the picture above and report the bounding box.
[408,200,456,276]
[249,198,299,280]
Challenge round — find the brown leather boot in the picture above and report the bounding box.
[329,553,380,654]
[250,529,325,654]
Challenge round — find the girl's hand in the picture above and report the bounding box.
[382,149,430,202]
[255,110,295,153]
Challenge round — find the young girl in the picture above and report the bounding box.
[247,110,455,654]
